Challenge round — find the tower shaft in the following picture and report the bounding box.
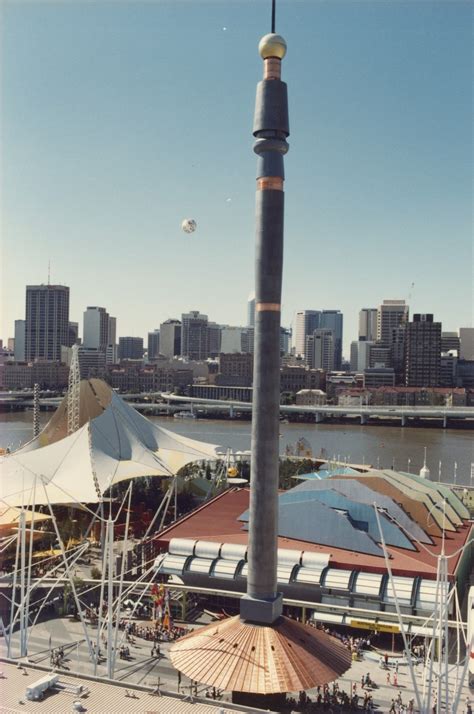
[240,37,289,624]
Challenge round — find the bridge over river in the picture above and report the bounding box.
[2,390,473,427]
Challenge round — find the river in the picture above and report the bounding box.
[0,410,472,486]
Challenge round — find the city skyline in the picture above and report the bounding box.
[1,2,472,353]
[2,281,472,360]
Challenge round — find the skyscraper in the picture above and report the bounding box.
[14,320,26,362]
[181,311,209,360]
[306,329,334,370]
[294,310,321,357]
[358,308,377,342]
[320,310,343,369]
[405,314,441,386]
[25,284,70,361]
[159,319,181,358]
[83,307,109,351]
[459,327,474,360]
[118,337,144,361]
[376,300,409,347]
[147,329,160,360]
[247,293,256,327]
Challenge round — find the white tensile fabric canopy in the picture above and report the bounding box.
[0,386,225,507]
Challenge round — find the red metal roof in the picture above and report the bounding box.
[154,488,472,579]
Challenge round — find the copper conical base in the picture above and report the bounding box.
[170,615,352,695]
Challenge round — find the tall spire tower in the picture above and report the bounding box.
[170,7,352,702]
[240,27,289,625]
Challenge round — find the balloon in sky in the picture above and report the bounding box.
[181,218,197,234]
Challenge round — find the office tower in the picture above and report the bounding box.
[320,310,343,369]
[14,320,25,361]
[369,344,391,368]
[220,326,246,353]
[405,314,441,386]
[358,308,377,342]
[159,319,181,358]
[118,336,144,361]
[350,340,374,371]
[390,324,406,384]
[208,322,221,358]
[247,293,256,327]
[83,307,109,351]
[459,327,474,360]
[147,329,160,360]
[78,347,106,379]
[294,310,321,357]
[107,316,116,346]
[306,329,334,371]
[25,284,70,361]
[376,299,409,347]
[280,326,291,356]
[440,353,457,387]
[242,327,254,354]
[441,331,460,354]
[68,322,79,347]
[181,311,209,360]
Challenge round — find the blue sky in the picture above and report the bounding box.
[1,0,472,355]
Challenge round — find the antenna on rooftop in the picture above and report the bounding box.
[271,0,276,32]
[47,260,51,286]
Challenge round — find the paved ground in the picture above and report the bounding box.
[2,615,471,712]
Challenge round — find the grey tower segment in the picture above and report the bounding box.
[240,34,289,626]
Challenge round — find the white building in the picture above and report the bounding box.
[294,310,321,357]
[350,340,374,371]
[358,308,377,342]
[220,326,246,354]
[376,300,409,346]
[83,307,109,351]
[306,329,334,371]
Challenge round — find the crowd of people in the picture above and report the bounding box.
[312,621,373,659]
[118,618,189,643]
[285,682,375,712]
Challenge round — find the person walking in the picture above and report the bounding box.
[386,670,391,685]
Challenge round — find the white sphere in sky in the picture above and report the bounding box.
[181,218,197,234]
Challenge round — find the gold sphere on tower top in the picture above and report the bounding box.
[258,33,287,60]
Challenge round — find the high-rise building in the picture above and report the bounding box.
[390,324,406,384]
[441,331,460,354]
[14,320,26,362]
[78,347,106,379]
[405,314,441,387]
[118,336,144,361]
[306,329,334,371]
[376,300,409,347]
[25,284,70,361]
[147,329,160,360]
[159,319,181,358]
[294,310,321,357]
[459,327,474,361]
[181,311,209,361]
[208,322,221,358]
[280,327,291,356]
[247,293,255,328]
[83,307,109,351]
[350,340,374,371]
[320,310,343,369]
[358,308,377,342]
[68,321,79,347]
[107,316,117,346]
[220,326,246,354]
